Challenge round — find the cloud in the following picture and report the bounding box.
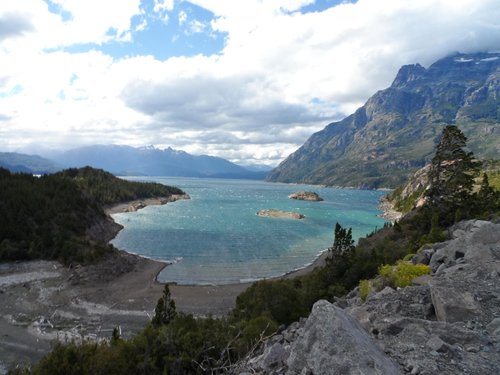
[187,19,208,34]
[0,12,34,41]
[178,10,187,25]
[153,0,174,13]
[0,0,143,49]
[122,73,330,131]
[153,0,174,23]
[0,0,499,166]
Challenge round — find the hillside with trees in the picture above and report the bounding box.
[0,167,185,265]
[10,126,500,374]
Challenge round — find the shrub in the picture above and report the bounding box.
[359,280,371,301]
[402,253,415,262]
[379,261,430,288]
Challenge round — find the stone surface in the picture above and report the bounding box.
[286,301,400,375]
[429,284,479,323]
[235,220,500,375]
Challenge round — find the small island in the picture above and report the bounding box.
[257,209,305,219]
[288,191,323,201]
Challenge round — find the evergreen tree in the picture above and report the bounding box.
[476,173,500,212]
[325,222,355,281]
[152,284,176,327]
[427,125,481,208]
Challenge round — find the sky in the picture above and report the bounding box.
[1,0,499,166]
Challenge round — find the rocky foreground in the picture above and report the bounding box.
[235,220,500,374]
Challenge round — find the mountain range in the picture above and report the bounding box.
[0,152,61,174]
[267,52,500,188]
[0,146,267,180]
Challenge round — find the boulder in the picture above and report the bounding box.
[236,221,500,375]
[286,300,400,375]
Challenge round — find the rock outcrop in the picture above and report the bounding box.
[236,220,500,374]
[257,209,305,220]
[267,52,500,188]
[288,191,323,201]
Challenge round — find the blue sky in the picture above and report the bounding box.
[0,0,499,166]
[49,1,354,60]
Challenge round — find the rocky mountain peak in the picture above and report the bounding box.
[391,63,427,88]
[267,52,500,188]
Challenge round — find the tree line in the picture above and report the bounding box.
[0,167,185,265]
[7,126,500,374]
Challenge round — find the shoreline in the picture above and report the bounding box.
[106,194,328,287]
[105,194,190,215]
[377,197,403,222]
[104,195,330,316]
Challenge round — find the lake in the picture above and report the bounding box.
[111,177,388,285]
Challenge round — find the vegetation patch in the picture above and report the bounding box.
[379,261,430,288]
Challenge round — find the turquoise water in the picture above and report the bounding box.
[111,178,388,285]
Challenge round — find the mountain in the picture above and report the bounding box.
[46,145,266,179]
[267,52,500,188]
[0,152,61,174]
[239,163,274,172]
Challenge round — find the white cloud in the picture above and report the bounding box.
[187,19,207,34]
[153,0,174,13]
[0,0,499,166]
[0,0,142,49]
[153,0,174,23]
[135,18,148,32]
[178,10,187,25]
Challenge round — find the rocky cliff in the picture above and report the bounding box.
[235,220,500,374]
[267,52,500,188]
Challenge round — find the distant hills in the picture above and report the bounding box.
[0,152,61,174]
[267,52,500,188]
[0,146,267,180]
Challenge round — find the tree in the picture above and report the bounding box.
[325,222,356,281]
[476,173,500,213]
[427,125,481,207]
[152,284,176,327]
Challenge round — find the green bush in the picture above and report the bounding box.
[379,261,430,288]
[359,280,371,301]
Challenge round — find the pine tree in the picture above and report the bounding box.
[427,125,481,207]
[325,222,355,281]
[152,284,176,327]
[476,173,499,212]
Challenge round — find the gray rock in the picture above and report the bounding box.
[411,252,429,265]
[235,221,500,375]
[262,342,287,369]
[429,283,479,323]
[426,335,449,352]
[487,318,500,337]
[286,300,399,375]
[370,286,395,300]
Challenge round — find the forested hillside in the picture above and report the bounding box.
[55,167,184,205]
[0,167,185,264]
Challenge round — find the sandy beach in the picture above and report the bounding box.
[0,196,328,372]
[104,196,329,315]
